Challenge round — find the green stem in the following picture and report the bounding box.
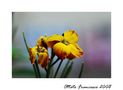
[46,58,53,78]
[35,60,41,78]
[54,60,63,78]
[63,61,73,78]
[78,62,84,78]
[46,57,60,78]
[51,48,55,60]
[51,58,59,67]
[22,32,29,51]
[46,49,55,78]
[22,32,39,78]
[45,68,48,72]
[33,64,38,78]
[60,60,70,78]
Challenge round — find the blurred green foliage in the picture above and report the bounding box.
[12,47,46,78]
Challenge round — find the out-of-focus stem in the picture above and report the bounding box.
[35,60,41,78]
[54,60,63,78]
[60,60,70,78]
[46,49,55,78]
[22,32,29,52]
[32,64,38,78]
[22,32,39,78]
[51,58,59,67]
[78,62,84,78]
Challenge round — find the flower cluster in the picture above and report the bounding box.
[28,30,84,69]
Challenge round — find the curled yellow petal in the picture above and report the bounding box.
[47,34,63,47]
[63,30,78,44]
[67,44,83,59]
[53,42,70,60]
[74,43,83,53]
[36,36,48,48]
[38,47,49,68]
[66,53,76,59]
[29,46,38,64]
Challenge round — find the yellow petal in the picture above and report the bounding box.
[38,51,49,68]
[37,46,48,53]
[67,44,83,59]
[63,30,78,44]
[74,43,83,53]
[67,53,76,59]
[53,42,70,60]
[62,44,71,58]
[36,36,48,48]
[29,46,38,64]
[47,34,63,47]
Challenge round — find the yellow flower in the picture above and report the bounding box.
[37,47,49,68]
[29,45,49,68]
[29,46,38,64]
[36,35,48,48]
[47,30,84,60]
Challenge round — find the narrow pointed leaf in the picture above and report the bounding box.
[78,62,84,78]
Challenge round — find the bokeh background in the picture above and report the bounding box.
[12,12,111,78]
